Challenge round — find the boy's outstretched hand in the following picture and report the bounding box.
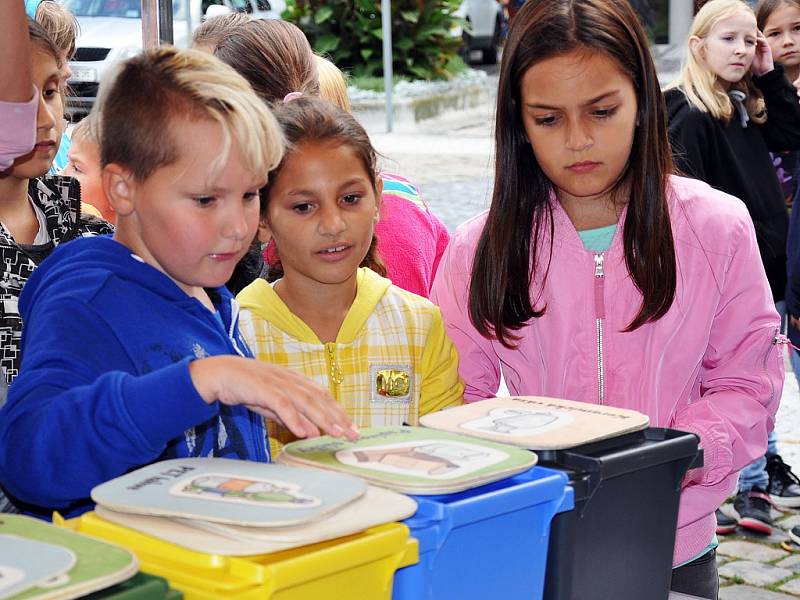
[189,356,359,442]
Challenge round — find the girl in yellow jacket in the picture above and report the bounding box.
[237,97,464,455]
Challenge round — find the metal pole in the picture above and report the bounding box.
[140,0,174,49]
[669,0,692,47]
[158,0,174,45]
[141,0,159,49]
[381,0,393,133]
[185,0,192,47]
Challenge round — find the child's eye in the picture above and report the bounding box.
[243,192,258,203]
[193,196,216,207]
[533,115,559,127]
[342,194,361,205]
[592,107,618,120]
[292,202,313,214]
[794,25,800,32]
[69,162,82,174]
[43,87,58,99]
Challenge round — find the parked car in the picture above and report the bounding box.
[454,0,504,64]
[62,0,284,115]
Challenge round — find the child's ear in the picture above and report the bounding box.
[374,177,384,223]
[257,216,272,244]
[103,164,136,216]
[688,36,704,61]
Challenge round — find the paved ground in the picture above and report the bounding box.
[365,69,800,599]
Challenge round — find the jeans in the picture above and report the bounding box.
[671,549,719,600]
[739,431,778,492]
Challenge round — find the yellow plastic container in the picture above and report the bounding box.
[55,512,418,600]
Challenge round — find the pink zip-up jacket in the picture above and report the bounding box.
[431,175,784,566]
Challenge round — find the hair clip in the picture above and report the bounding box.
[283,91,303,103]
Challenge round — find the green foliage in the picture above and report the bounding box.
[282,0,465,80]
[350,74,409,92]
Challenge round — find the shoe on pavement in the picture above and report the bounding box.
[790,525,800,546]
[767,453,800,508]
[733,487,773,535]
[715,508,737,535]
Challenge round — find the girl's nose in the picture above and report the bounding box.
[318,206,347,236]
[37,96,56,133]
[564,118,592,152]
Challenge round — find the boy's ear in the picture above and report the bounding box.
[102,164,136,217]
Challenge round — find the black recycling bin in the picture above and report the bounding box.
[539,427,701,600]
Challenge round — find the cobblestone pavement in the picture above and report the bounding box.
[367,83,800,599]
[369,102,496,232]
[714,356,800,599]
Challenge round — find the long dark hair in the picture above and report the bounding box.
[470,0,676,347]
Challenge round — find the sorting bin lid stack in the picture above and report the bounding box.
[88,457,416,557]
[278,426,538,494]
[0,515,138,599]
[419,396,650,450]
[91,458,368,527]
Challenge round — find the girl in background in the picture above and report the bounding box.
[666,0,800,535]
[758,0,800,526]
[431,1,783,597]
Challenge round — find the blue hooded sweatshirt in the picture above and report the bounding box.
[0,235,270,518]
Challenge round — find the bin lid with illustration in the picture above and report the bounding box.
[91,458,367,528]
[279,426,538,494]
[420,396,649,450]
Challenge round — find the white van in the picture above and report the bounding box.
[62,0,284,114]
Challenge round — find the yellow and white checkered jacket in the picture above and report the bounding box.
[237,268,464,456]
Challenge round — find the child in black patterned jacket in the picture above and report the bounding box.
[0,19,112,391]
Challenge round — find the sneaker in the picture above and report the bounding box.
[767,453,800,508]
[715,508,737,535]
[733,487,773,534]
[790,525,800,546]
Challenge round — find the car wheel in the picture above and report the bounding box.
[481,16,501,65]
[461,18,474,63]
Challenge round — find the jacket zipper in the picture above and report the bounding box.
[765,327,785,410]
[594,253,605,405]
[227,299,246,358]
[325,342,344,386]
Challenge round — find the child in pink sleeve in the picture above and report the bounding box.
[1,0,37,170]
[377,172,450,297]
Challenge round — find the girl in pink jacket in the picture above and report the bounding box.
[430,1,784,598]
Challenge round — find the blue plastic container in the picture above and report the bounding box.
[392,465,572,600]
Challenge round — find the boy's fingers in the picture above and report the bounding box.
[285,384,357,440]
